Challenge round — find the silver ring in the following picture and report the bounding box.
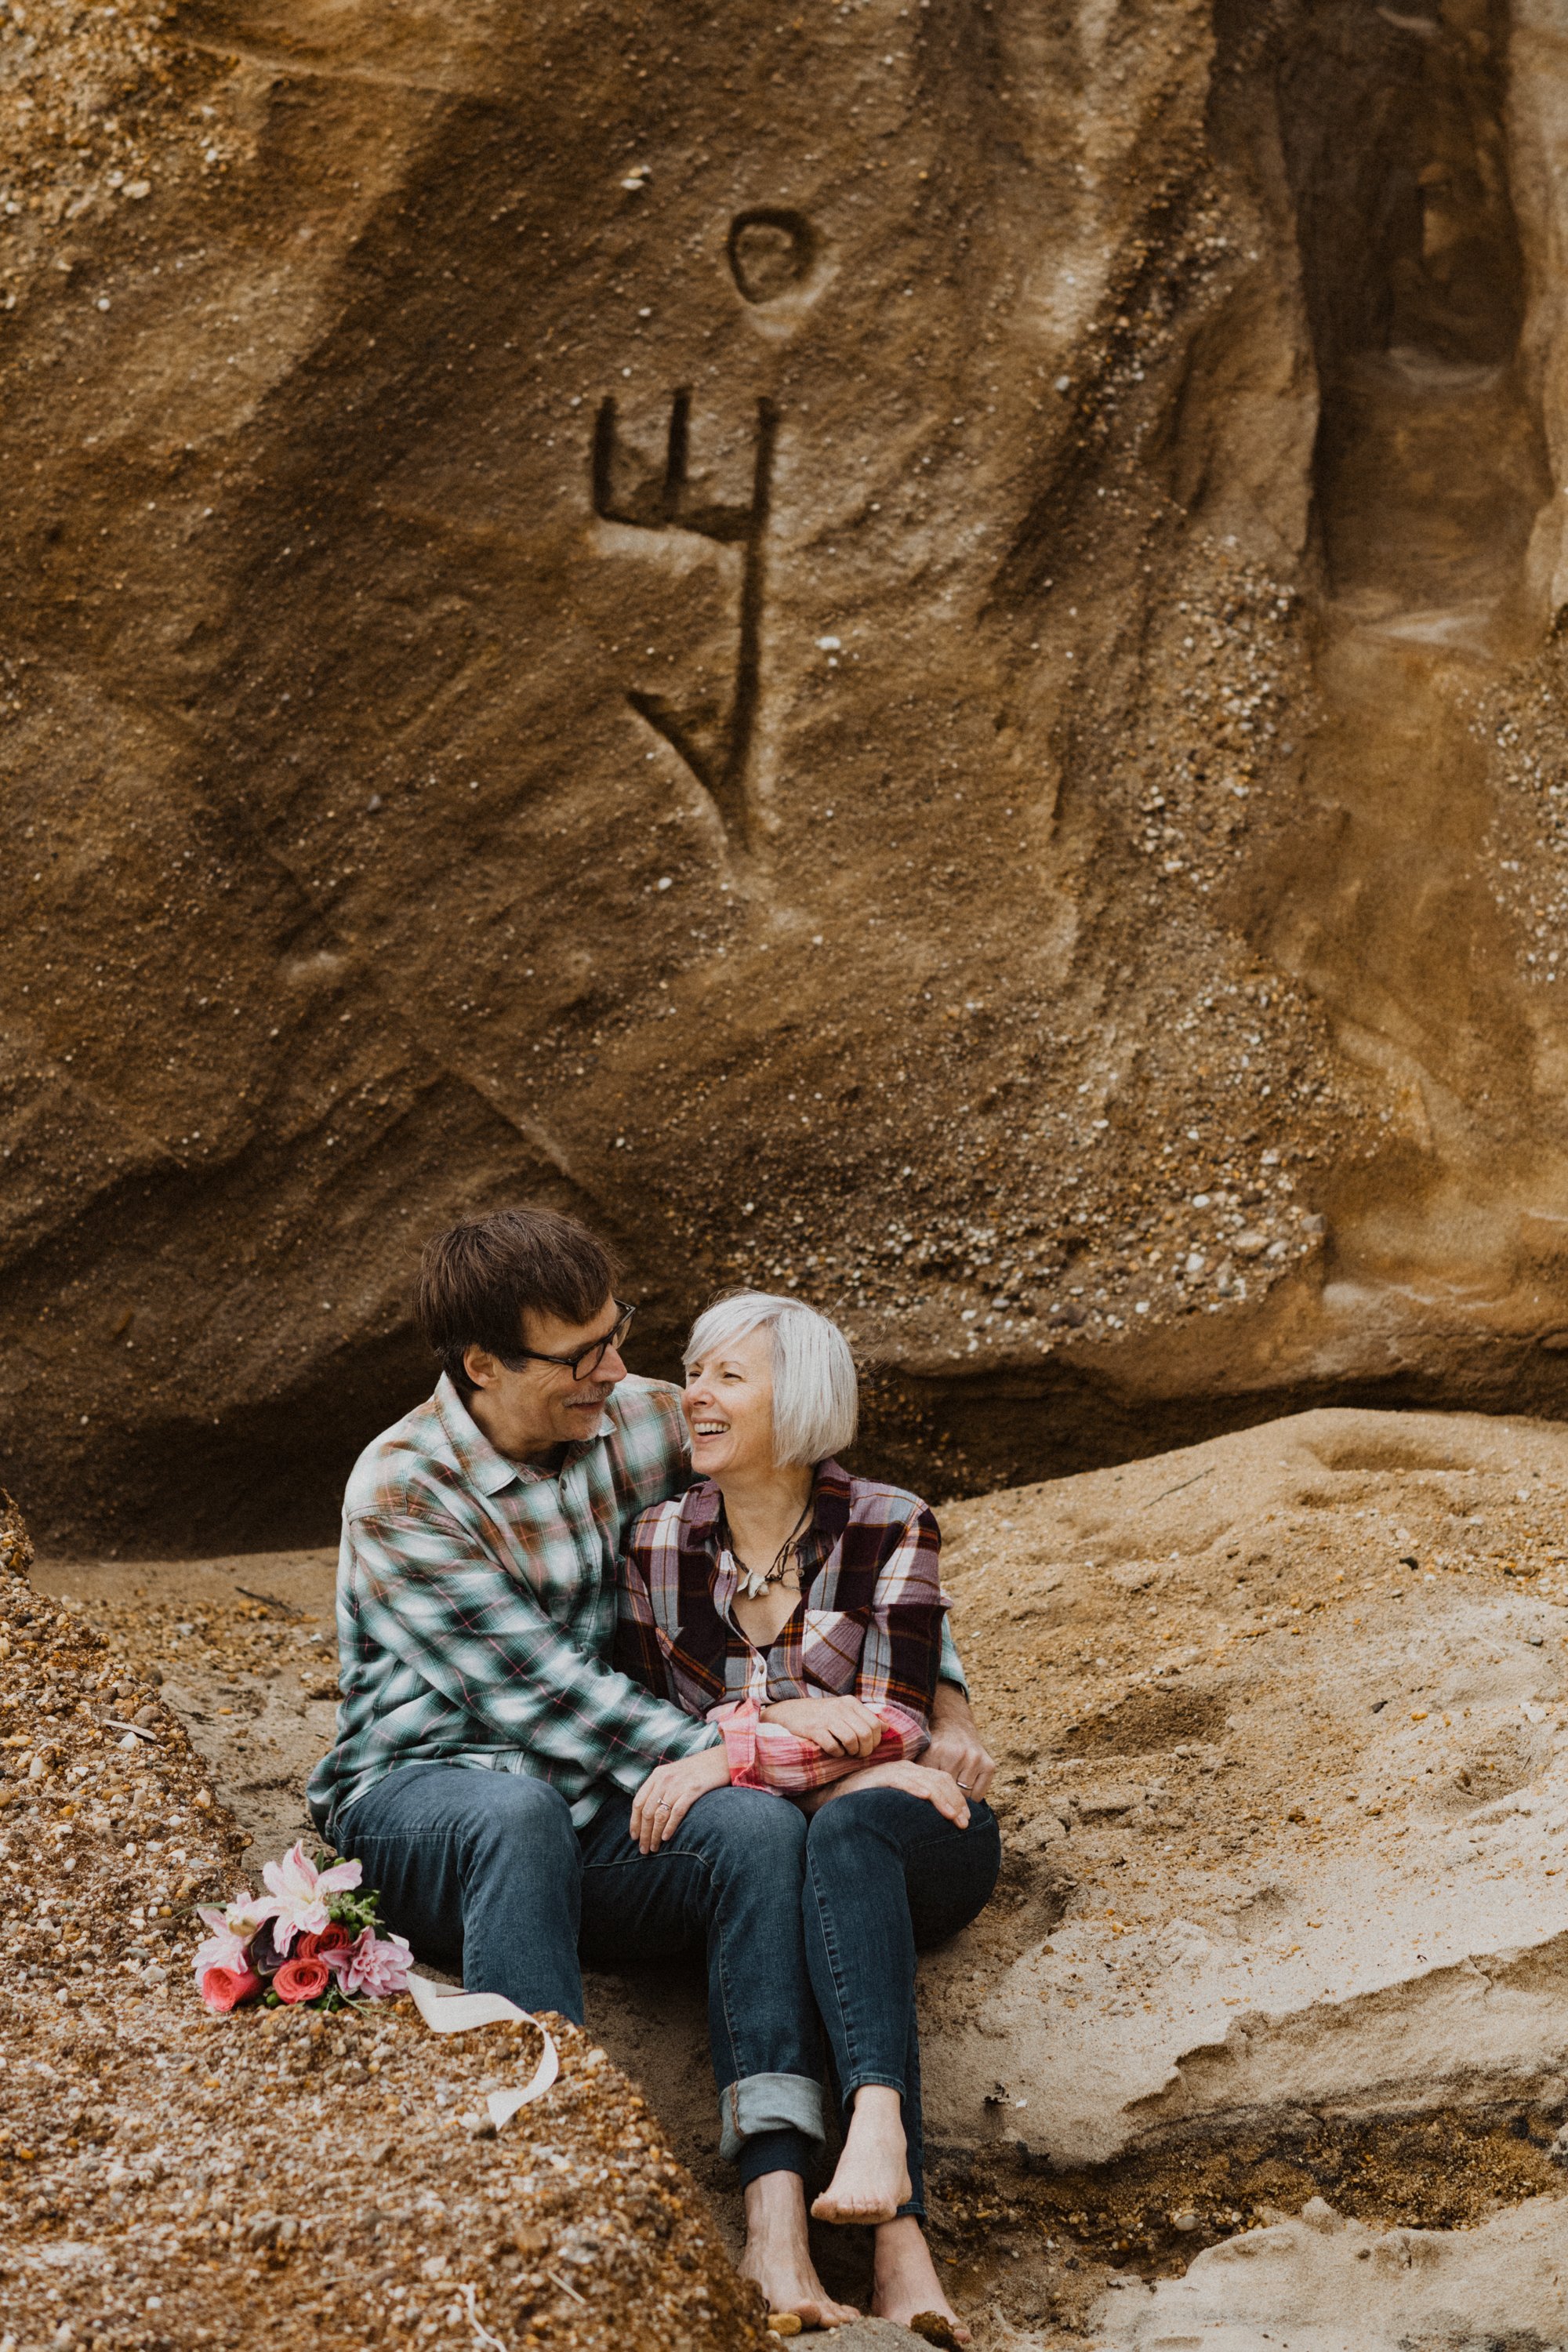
[956,1779,971,1791]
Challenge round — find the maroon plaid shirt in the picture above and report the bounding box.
[614,1458,949,1734]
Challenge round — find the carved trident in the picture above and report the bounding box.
[593,388,778,848]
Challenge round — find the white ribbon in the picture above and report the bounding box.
[406,1972,561,2128]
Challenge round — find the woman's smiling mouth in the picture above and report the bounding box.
[691,1421,730,1438]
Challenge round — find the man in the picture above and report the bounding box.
[308,1207,993,2327]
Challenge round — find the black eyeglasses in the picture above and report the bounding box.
[501,1300,637,1383]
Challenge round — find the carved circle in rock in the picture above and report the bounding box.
[728,207,817,305]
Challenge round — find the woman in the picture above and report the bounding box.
[617,1292,1000,2340]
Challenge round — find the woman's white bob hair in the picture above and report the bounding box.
[683,1290,858,1469]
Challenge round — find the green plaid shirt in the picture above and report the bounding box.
[307,1373,722,1831]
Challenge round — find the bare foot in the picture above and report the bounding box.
[873,2215,971,2345]
[811,2085,912,2227]
[741,2169,861,2329]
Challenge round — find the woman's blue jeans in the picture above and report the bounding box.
[333,1762,826,2187]
[804,1787,1000,2220]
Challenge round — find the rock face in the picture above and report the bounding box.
[908,1403,1568,2336]
[9,2,1568,1553]
[1098,2194,1568,2352]
[926,1404,1568,2164]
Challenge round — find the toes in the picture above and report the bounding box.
[792,2297,858,2330]
[817,2201,898,2225]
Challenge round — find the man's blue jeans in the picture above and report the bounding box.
[804,1787,1000,2220]
[332,1763,826,2184]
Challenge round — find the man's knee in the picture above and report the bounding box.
[460,1775,578,1878]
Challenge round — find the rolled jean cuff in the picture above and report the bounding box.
[736,2126,816,2190]
[718,2071,826,2164]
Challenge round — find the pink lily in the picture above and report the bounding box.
[250,1841,362,1955]
[341,1926,412,1999]
[191,1900,263,1987]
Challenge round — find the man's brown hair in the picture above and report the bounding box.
[415,1209,621,1394]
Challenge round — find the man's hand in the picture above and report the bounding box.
[760,1696,883,1756]
[808,1759,971,1828]
[630,1744,731,1853]
[924,1683,996,1801]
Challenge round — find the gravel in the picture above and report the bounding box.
[0,1494,768,2352]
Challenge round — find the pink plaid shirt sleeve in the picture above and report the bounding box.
[708,1698,930,1791]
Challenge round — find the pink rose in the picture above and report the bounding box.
[201,1965,263,2015]
[274,1955,331,2005]
[295,1924,352,1962]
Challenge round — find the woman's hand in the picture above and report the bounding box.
[811,1759,971,1828]
[761,1696,884,1757]
[924,1685,996,1800]
[630,1744,732,1854]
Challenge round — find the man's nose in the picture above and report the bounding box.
[597,1345,629,1385]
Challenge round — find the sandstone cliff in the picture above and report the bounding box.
[8,1,1568,1547]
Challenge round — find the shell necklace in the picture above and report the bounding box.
[719,1494,815,1600]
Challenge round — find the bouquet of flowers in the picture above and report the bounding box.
[193,1840,412,2015]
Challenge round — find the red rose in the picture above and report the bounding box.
[274,1955,331,2005]
[295,1925,352,1962]
[201,1965,263,2015]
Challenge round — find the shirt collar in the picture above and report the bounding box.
[688,1457,853,1557]
[684,1481,723,1532]
[432,1373,614,1494]
[433,1374,520,1494]
[800,1457,851,1566]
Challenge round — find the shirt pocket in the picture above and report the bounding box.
[800,1610,863,1693]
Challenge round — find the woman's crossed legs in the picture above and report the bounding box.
[803,1784,1001,2338]
[578,1782,858,2328]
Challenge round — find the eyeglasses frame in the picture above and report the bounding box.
[497,1298,637,1384]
